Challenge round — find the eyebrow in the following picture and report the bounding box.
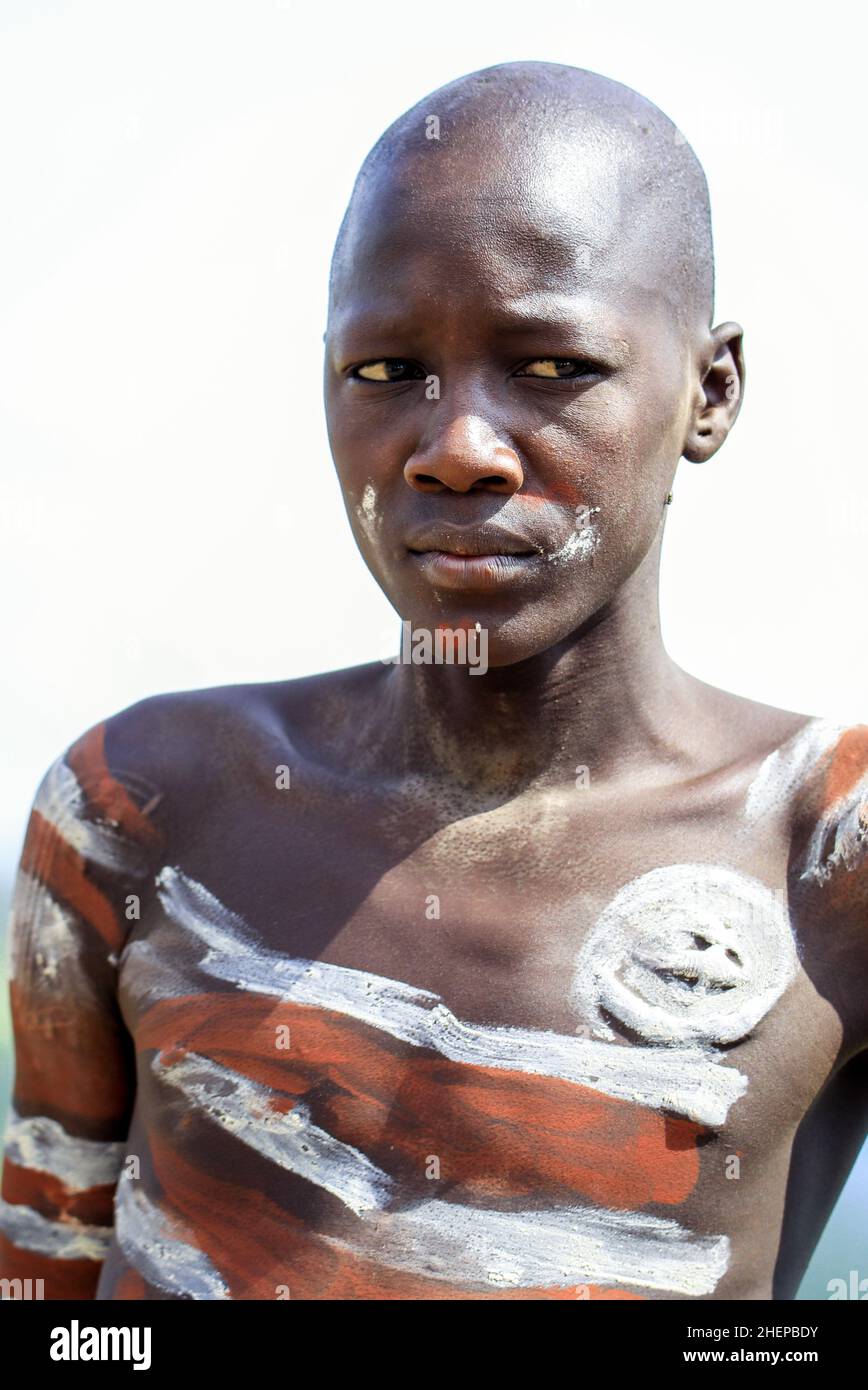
[494,292,623,335]
[491,314,626,351]
[329,293,631,363]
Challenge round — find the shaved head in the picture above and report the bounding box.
[330,61,714,332]
[324,60,743,670]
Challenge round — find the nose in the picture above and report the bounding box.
[404,411,524,495]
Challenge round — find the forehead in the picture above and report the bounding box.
[330,139,678,332]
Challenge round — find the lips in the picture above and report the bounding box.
[405,522,542,558]
[410,550,542,590]
[405,523,545,591]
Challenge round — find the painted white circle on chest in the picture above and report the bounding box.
[570,864,798,1046]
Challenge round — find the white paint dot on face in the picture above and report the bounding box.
[355,482,381,545]
[545,505,601,566]
[569,863,798,1047]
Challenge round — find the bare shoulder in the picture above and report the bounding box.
[89,661,386,810]
[737,709,868,877]
[739,708,868,1055]
[681,675,822,789]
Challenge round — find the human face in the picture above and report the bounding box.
[324,150,699,668]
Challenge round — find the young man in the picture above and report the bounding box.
[2,60,867,1302]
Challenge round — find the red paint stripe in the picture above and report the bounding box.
[1,1161,115,1226]
[0,1231,102,1299]
[820,727,868,812]
[813,727,868,908]
[20,810,122,949]
[66,722,162,849]
[138,993,703,1208]
[9,981,131,1123]
[148,1130,644,1300]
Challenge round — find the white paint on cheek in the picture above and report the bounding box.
[114,1179,230,1299]
[545,506,601,565]
[355,482,382,545]
[570,863,798,1047]
[3,1110,125,1190]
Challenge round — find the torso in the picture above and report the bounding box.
[91,669,868,1300]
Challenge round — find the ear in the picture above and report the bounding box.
[682,322,745,463]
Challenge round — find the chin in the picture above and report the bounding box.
[381,601,595,675]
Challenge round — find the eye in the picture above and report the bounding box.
[515,358,598,379]
[351,359,426,382]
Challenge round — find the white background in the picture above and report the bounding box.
[0,0,865,1298]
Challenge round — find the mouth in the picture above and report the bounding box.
[408,549,542,590]
[405,523,545,590]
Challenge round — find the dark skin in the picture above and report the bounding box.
[4,69,868,1301]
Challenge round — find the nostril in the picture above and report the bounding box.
[474,475,513,492]
[408,473,514,494]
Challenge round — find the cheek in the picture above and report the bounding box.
[520,400,677,594]
[352,481,383,551]
[536,377,684,514]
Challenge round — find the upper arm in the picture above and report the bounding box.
[0,718,163,1299]
[788,723,868,1056]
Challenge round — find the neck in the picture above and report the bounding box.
[373,541,702,796]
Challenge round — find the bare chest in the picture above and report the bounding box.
[116,778,848,1299]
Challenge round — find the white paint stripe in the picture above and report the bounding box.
[137,867,748,1126]
[150,1048,728,1296]
[326,1199,728,1297]
[8,871,101,1000]
[0,1197,111,1261]
[152,1051,394,1216]
[744,718,844,824]
[33,754,147,877]
[744,719,868,885]
[114,1179,230,1299]
[3,1109,125,1191]
[802,770,868,885]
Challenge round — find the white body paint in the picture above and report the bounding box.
[3,1110,124,1191]
[546,505,601,564]
[33,755,147,878]
[114,1179,230,1300]
[152,1051,394,1217]
[569,863,799,1046]
[323,1196,729,1297]
[150,1049,727,1297]
[355,481,382,547]
[0,1196,111,1261]
[802,770,868,886]
[743,717,843,825]
[129,867,749,1126]
[744,715,868,884]
[111,858,803,1299]
[8,871,101,1003]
